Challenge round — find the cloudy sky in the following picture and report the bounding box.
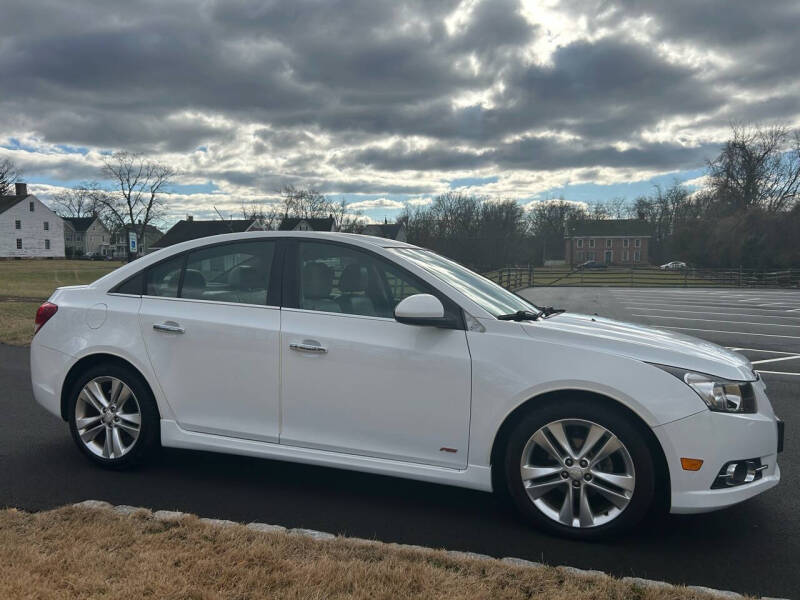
[2,0,799,225]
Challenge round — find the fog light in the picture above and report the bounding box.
[712,459,767,488]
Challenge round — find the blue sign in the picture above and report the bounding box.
[128,231,138,253]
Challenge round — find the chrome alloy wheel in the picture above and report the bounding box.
[520,418,635,528]
[75,376,141,460]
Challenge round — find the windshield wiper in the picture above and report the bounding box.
[540,306,566,317]
[497,310,540,321]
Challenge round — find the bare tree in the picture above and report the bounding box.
[0,158,22,196]
[707,123,800,213]
[52,182,107,217]
[279,185,331,219]
[240,199,282,229]
[98,152,176,258]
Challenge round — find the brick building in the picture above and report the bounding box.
[565,219,651,267]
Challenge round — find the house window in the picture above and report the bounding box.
[16,239,22,249]
[588,239,596,248]
[29,201,34,212]
[623,249,630,261]
[634,238,641,248]
[45,239,50,250]
[15,220,21,229]
[623,238,630,248]
[576,239,584,248]
[634,250,641,262]
[605,239,612,248]
[44,221,49,231]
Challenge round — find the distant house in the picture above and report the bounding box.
[0,183,65,258]
[63,216,112,258]
[565,219,651,266]
[278,216,337,232]
[111,223,164,257]
[150,216,263,250]
[362,222,407,242]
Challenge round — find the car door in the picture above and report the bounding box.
[139,239,282,442]
[279,240,471,469]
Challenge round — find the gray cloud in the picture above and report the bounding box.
[0,0,798,197]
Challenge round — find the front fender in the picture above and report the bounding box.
[466,321,706,467]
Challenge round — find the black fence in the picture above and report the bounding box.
[485,266,800,291]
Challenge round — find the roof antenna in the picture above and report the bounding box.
[214,206,235,232]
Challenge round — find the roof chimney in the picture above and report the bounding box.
[15,182,27,197]
[186,215,193,222]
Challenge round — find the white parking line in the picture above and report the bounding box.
[660,326,800,340]
[622,302,795,313]
[726,347,798,354]
[628,307,800,320]
[751,355,800,365]
[755,370,800,377]
[630,314,800,328]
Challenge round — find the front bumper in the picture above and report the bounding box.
[653,382,781,514]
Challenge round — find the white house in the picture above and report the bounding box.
[0,183,65,258]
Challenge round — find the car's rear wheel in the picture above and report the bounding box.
[503,400,655,539]
[67,363,159,469]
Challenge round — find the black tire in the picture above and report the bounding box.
[502,399,655,540]
[67,362,160,469]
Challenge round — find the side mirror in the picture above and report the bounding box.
[394,294,455,328]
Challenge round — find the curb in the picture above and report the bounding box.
[72,500,785,600]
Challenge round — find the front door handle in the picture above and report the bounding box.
[153,321,185,334]
[289,341,327,354]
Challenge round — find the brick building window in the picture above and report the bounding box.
[634,238,641,248]
[605,239,612,248]
[588,239,595,248]
[623,238,630,247]
[576,239,584,248]
[634,250,641,262]
[16,238,22,249]
[623,249,629,261]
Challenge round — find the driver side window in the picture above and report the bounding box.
[296,242,429,318]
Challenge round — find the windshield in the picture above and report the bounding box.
[390,248,540,318]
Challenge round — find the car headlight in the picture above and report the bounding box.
[653,365,756,413]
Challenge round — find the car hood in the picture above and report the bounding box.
[521,312,755,381]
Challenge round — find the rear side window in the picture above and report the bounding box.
[114,273,144,295]
[145,255,184,297]
[181,241,275,305]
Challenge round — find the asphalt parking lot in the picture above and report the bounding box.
[1,286,797,598]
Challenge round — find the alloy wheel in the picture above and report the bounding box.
[75,376,141,460]
[519,418,635,528]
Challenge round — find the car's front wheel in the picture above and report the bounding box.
[67,363,159,469]
[503,400,656,539]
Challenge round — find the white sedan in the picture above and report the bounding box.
[30,232,782,539]
[660,261,687,270]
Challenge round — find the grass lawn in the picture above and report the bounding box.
[0,259,124,299]
[0,504,734,600]
[0,260,124,345]
[0,301,41,345]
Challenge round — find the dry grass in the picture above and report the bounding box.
[0,505,740,600]
[0,301,40,345]
[0,259,124,299]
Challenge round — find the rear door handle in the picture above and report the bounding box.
[289,341,327,353]
[153,322,185,334]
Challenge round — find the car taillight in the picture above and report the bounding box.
[34,302,58,335]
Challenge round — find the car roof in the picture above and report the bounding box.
[91,231,421,290]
